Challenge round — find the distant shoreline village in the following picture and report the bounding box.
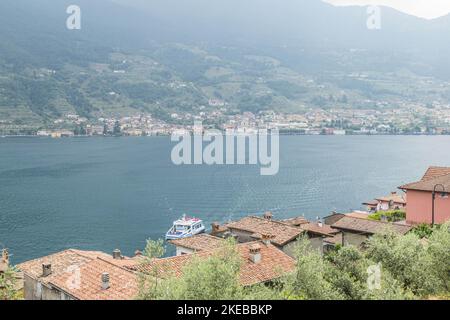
[3,107,450,137]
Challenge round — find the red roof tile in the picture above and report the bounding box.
[375,192,406,204]
[399,173,450,192]
[130,241,296,286]
[345,211,371,219]
[331,216,413,235]
[169,234,226,251]
[17,249,109,285]
[226,216,303,246]
[421,166,450,181]
[49,258,138,300]
[17,249,139,300]
[300,222,339,237]
[280,216,309,227]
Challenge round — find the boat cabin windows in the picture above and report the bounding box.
[175,225,189,232]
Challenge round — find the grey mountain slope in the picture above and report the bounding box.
[1,0,450,129]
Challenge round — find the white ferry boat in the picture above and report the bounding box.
[165,215,206,240]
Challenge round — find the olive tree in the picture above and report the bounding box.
[160,238,244,300]
[365,230,439,296]
[0,266,21,300]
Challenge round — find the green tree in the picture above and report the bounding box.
[137,230,450,301]
[326,245,413,300]
[137,239,166,300]
[0,266,21,300]
[365,230,439,296]
[412,223,434,238]
[369,210,406,222]
[325,246,368,299]
[158,238,244,300]
[427,222,450,292]
[281,237,343,300]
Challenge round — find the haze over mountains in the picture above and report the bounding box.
[1,0,450,129]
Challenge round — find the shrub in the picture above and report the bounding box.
[369,210,406,222]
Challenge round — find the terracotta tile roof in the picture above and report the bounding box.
[49,258,138,300]
[169,234,226,251]
[299,222,339,237]
[331,216,413,235]
[345,211,371,220]
[16,249,136,285]
[362,200,379,206]
[130,241,296,286]
[375,192,406,204]
[17,249,107,285]
[226,216,303,246]
[421,166,450,181]
[399,173,450,192]
[280,216,309,227]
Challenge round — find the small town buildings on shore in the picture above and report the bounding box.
[15,165,450,300]
[211,212,340,255]
[13,208,423,300]
[363,192,406,213]
[399,166,450,225]
[16,233,299,299]
[219,213,305,256]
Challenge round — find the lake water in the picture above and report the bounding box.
[1,135,450,263]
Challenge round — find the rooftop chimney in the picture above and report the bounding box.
[249,244,261,264]
[318,221,323,228]
[42,263,52,277]
[134,250,142,257]
[101,272,110,290]
[112,249,122,260]
[263,211,273,220]
[261,234,274,246]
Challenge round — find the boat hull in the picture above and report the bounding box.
[165,228,205,240]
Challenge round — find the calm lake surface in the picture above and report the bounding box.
[1,135,450,263]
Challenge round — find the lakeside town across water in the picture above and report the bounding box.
[4,104,450,137]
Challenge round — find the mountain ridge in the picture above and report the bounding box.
[1,0,450,131]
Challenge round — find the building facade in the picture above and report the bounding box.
[399,166,450,224]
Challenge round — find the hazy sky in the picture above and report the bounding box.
[325,0,450,19]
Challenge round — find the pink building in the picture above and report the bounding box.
[399,166,450,225]
[362,192,406,213]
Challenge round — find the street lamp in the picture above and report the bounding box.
[432,184,446,226]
